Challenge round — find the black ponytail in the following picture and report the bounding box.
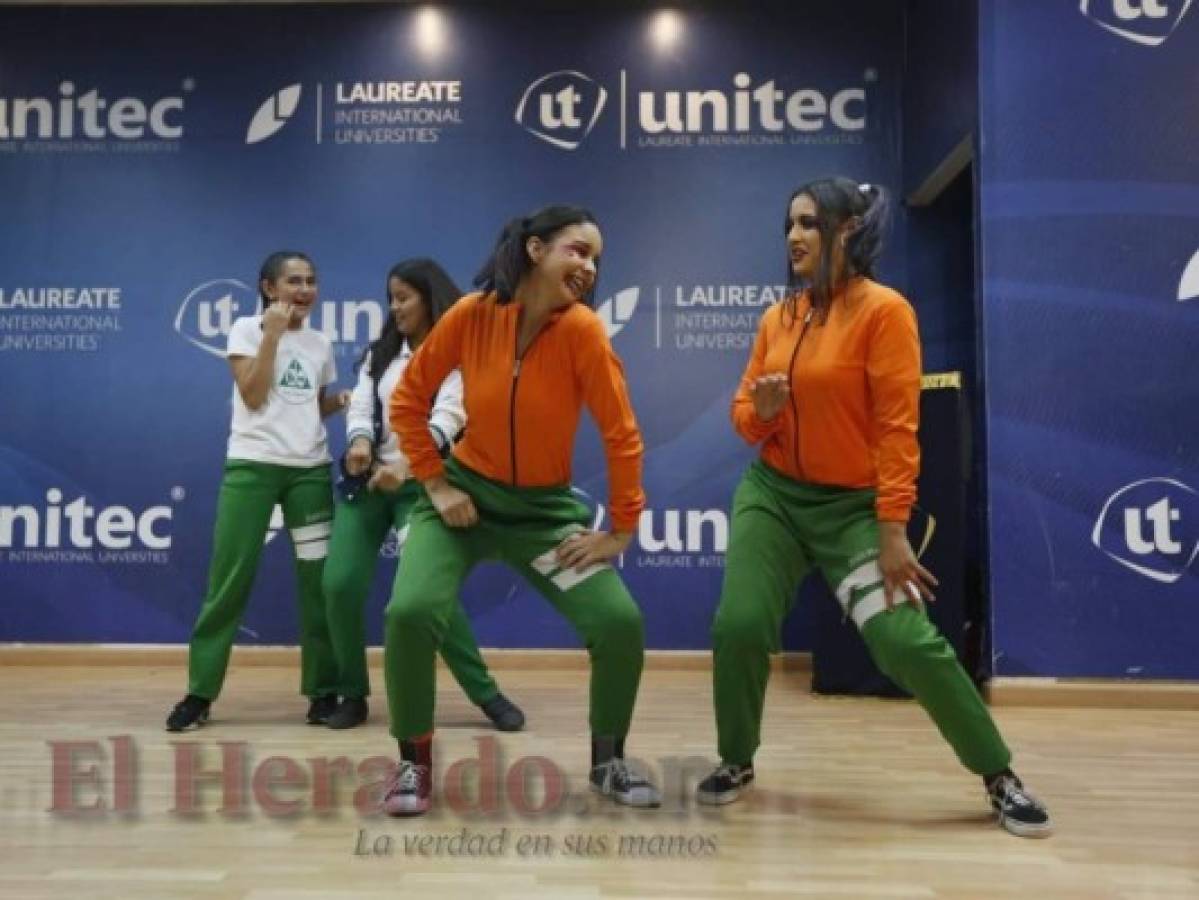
[783,177,889,322]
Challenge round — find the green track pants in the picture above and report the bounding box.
[712,461,1011,776]
[187,459,338,701]
[384,460,645,740]
[322,480,500,704]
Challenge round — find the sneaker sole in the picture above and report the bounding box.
[999,815,1053,839]
[489,717,525,732]
[381,800,430,817]
[326,715,368,730]
[696,785,746,806]
[589,781,662,808]
[165,711,209,733]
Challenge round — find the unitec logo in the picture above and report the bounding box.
[1079,0,1194,46]
[0,80,191,141]
[514,71,608,150]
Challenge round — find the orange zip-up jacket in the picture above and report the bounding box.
[732,277,921,522]
[390,292,646,532]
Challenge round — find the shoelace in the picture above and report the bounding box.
[386,761,427,795]
[599,759,650,789]
[994,776,1040,810]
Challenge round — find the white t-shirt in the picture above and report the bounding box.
[225,315,336,466]
[346,342,464,466]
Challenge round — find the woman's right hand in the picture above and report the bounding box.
[345,436,373,476]
[425,477,478,528]
[750,373,791,421]
[262,300,293,338]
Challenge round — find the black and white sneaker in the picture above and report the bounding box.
[696,763,754,805]
[165,694,210,732]
[306,694,339,725]
[590,759,661,808]
[986,773,1052,838]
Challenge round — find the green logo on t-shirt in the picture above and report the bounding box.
[274,353,319,405]
[279,358,313,390]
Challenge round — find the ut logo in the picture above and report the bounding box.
[173,278,252,358]
[1112,0,1172,17]
[1124,497,1181,554]
[1092,478,1199,584]
[1079,0,1194,46]
[515,71,607,150]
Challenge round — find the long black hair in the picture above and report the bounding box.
[357,257,461,380]
[784,177,888,322]
[258,250,315,309]
[473,204,600,305]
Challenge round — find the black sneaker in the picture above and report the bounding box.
[165,694,210,732]
[480,693,525,732]
[589,758,661,808]
[986,773,1052,838]
[306,694,339,725]
[326,697,369,730]
[696,763,754,806]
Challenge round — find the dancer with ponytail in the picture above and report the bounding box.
[696,178,1052,838]
[380,205,659,816]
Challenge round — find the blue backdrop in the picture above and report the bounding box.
[0,3,904,651]
[980,0,1199,677]
[4,2,1194,680]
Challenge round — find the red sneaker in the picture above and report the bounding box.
[381,760,431,817]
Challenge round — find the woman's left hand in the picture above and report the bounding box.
[367,461,409,493]
[555,530,632,571]
[877,521,938,611]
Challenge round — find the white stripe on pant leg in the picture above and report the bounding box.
[529,547,560,577]
[529,547,609,591]
[550,562,609,592]
[847,587,909,629]
[294,538,329,561]
[291,521,331,542]
[291,522,331,561]
[834,560,883,617]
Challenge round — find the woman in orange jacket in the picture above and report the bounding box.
[380,205,659,816]
[697,178,1052,838]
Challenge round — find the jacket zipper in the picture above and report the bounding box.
[509,316,551,486]
[510,326,521,485]
[509,357,521,485]
[785,307,814,479]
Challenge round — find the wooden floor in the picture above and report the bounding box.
[1,662,1197,899]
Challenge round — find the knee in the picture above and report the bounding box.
[711,602,775,656]
[591,598,644,649]
[321,567,354,606]
[862,608,954,677]
[383,592,442,640]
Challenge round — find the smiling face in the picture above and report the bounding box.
[388,276,430,342]
[262,257,318,324]
[526,221,602,308]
